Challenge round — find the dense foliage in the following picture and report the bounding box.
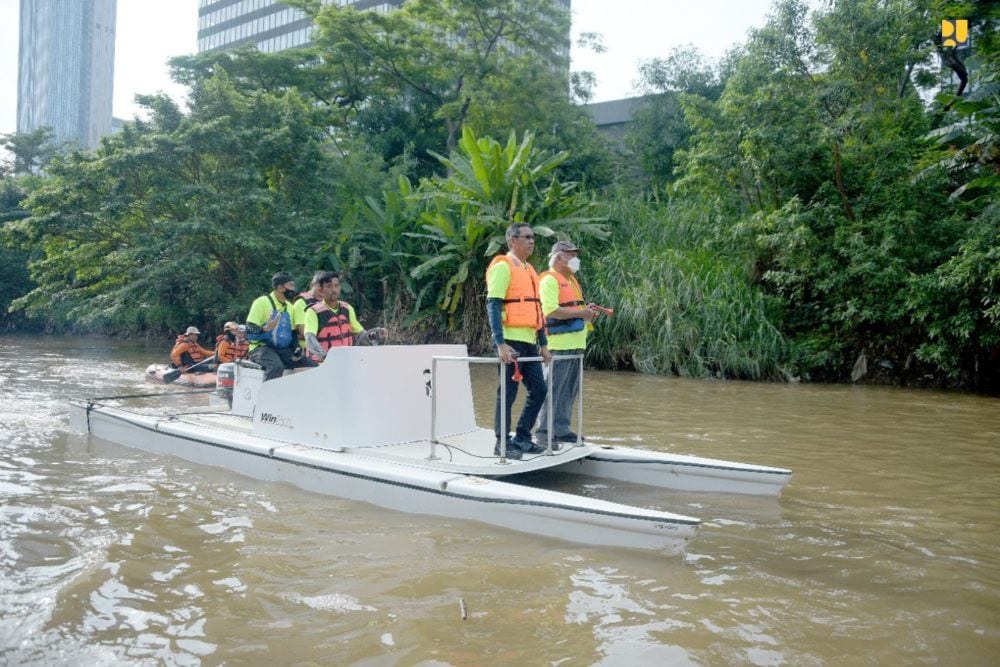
[1,0,997,388]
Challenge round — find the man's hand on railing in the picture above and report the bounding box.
[540,345,552,364]
[496,343,516,364]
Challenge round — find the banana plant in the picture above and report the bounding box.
[408,126,607,334]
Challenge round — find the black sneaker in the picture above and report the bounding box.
[512,435,546,454]
[554,432,584,444]
[494,441,522,459]
[533,433,562,451]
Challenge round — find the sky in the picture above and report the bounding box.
[0,0,775,137]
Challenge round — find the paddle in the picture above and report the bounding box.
[163,355,216,384]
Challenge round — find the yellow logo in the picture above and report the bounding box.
[941,19,969,48]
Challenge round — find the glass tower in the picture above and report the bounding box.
[17,0,117,150]
[198,0,404,53]
[198,1,571,55]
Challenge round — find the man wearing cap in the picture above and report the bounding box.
[485,222,552,459]
[216,321,249,364]
[535,240,599,447]
[245,271,318,381]
[170,326,215,371]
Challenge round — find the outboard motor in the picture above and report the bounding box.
[216,362,236,405]
[231,360,265,418]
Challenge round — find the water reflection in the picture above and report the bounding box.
[1,336,998,664]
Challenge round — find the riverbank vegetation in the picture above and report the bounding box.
[1,0,997,390]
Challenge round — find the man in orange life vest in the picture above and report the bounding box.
[170,326,215,371]
[535,240,599,447]
[215,321,249,364]
[302,271,388,361]
[485,222,552,459]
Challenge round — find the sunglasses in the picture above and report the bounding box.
[514,234,535,240]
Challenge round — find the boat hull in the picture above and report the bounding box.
[564,446,792,496]
[73,403,700,555]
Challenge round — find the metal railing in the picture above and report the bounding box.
[428,354,585,464]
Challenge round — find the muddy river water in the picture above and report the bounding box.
[1,336,997,665]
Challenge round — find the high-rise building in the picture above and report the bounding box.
[198,0,404,54]
[198,1,571,56]
[17,0,117,150]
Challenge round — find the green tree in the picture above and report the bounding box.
[298,0,599,176]
[172,1,612,185]
[624,45,729,188]
[0,127,61,176]
[4,71,386,334]
[0,176,35,330]
[407,127,606,348]
[906,4,1000,387]
[664,0,988,384]
[463,56,614,186]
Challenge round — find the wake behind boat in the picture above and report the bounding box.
[74,345,791,555]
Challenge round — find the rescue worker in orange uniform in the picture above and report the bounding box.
[170,326,215,371]
[216,321,249,364]
[485,222,552,459]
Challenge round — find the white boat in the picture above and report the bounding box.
[71,345,791,556]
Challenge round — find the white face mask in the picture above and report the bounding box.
[567,256,581,273]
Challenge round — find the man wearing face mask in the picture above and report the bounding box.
[535,240,598,447]
[245,271,318,381]
[215,322,249,364]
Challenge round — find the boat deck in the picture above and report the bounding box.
[177,413,592,477]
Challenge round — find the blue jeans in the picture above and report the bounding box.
[494,340,547,442]
[536,349,583,438]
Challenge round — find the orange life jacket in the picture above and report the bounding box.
[486,255,543,330]
[540,269,586,334]
[308,300,354,360]
[171,335,212,368]
[215,333,249,363]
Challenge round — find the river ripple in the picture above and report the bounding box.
[0,336,997,665]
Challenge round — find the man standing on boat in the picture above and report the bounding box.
[486,223,551,459]
[245,272,318,381]
[170,326,215,371]
[535,240,598,447]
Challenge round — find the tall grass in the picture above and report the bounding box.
[584,195,788,380]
